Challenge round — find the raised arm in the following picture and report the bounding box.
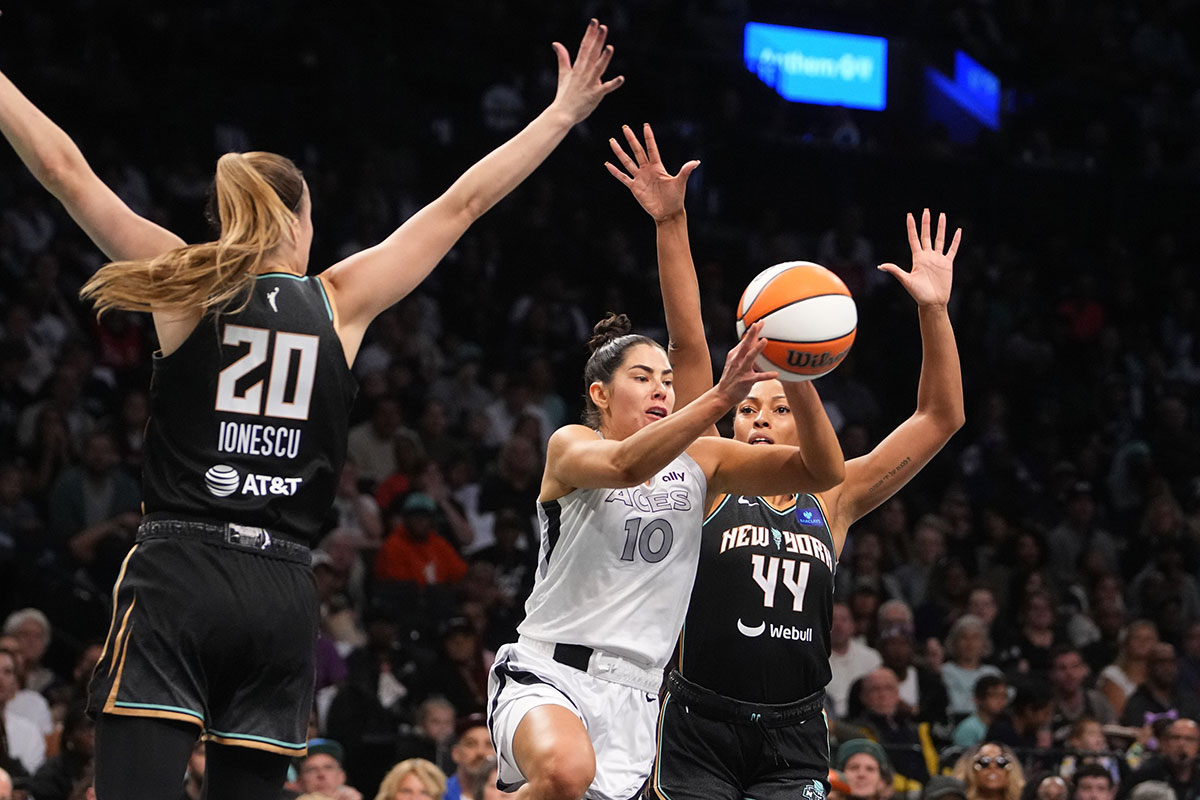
[823,209,965,552]
[541,323,775,499]
[606,123,711,410]
[690,379,845,497]
[0,71,185,262]
[321,20,624,351]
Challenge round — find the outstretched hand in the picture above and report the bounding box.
[605,123,700,223]
[551,19,625,125]
[715,321,778,405]
[877,208,961,307]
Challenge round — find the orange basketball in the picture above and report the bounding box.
[736,261,857,382]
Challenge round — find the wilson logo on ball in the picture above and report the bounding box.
[736,261,857,382]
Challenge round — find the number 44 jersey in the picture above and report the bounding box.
[676,493,836,703]
[520,452,708,671]
[142,273,356,545]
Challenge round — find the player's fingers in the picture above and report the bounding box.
[605,161,634,186]
[677,160,701,182]
[877,263,911,289]
[921,208,932,250]
[593,44,614,81]
[609,137,638,173]
[599,75,625,95]
[623,124,649,166]
[551,42,571,75]
[946,228,963,261]
[905,212,920,253]
[935,212,947,253]
[574,19,599,67]
[751,370,780,383]
[643,123,662,163]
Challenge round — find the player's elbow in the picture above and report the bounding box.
[808,458,846,492]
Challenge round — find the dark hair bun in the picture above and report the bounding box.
[587,312,632,353]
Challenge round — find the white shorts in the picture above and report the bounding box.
[487,639,660,800]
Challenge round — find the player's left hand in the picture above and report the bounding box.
[550,19,625,125]
[605,122,700,223]
[877,208,961,308]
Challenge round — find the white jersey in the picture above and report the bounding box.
[519,451,707,670]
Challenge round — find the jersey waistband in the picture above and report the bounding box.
[137,515,311,565]
[666,669,825,727]
[518,636,662,694]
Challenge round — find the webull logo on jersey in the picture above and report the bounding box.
[736,618,814,641]
[204,464,302,497]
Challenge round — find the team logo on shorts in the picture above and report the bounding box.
[205,464,240,497]
[803,781,826,800]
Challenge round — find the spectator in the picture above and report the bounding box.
[832,739,892,800]
[426,618,489,716]
[986,682,1054,757]
[1130,783,1179,800]
[943,615,1004,717]
[373,757,446,800]
[0,647,44,775]
[955,675,1011,749]
[1058,718,1122,786]
[829,601,883,719]
[373,493,468,587]
[20,701,93,800]
[348,397,420,488]
[925,775,970,800]
[1010,590,1063,676]
[893,514,949,608]
[332,459,385,548]
[1046,481,1120,585]
[0,766,11,800]
[1100,621,1159,719]
[459,755,504,800]
[0,630,52,738]
[877,623,949,724]
[298,739,362,800]
[849,667,930,784]
[443,713,493,800]
[1033,776,1071,800]
[1050,646,1117,743]
[952,743,1026,800]
[1120,719,1200,800]
[394,698,456,776]
[1119,644,1200,727]
[1074,762,1119,800]
[46,430,141,589]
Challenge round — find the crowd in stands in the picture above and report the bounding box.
[1,1,1200,799]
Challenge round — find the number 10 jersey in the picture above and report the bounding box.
[141,273,357,545]
[519,451,707,671]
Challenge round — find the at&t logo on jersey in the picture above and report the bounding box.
[204,464,303,497]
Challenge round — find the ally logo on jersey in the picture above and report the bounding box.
[204,464,303,497]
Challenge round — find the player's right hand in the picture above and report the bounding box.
[550,19,624,124]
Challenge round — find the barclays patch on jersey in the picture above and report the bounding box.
[795,506,826,526]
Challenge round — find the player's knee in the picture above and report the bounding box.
[528,748,596,800]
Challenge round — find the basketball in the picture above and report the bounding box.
[735,261,858,382]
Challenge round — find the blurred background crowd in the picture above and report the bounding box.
[0,1,1199,799]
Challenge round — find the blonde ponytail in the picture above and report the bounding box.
[80,151,305,317]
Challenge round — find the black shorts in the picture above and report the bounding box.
[88,522,318,757]
[647,671,830,800]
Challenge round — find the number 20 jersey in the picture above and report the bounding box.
[676,493,836,703]
[519,452,707,670]
[141,273,356,545]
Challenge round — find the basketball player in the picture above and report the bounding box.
[0,20,622,800]
[606,123,965,800]
[486,314,845,800]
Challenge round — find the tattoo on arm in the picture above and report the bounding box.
[869,456,911,492]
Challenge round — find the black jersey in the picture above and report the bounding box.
[141,273,356,545]
[676,493,836,703]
